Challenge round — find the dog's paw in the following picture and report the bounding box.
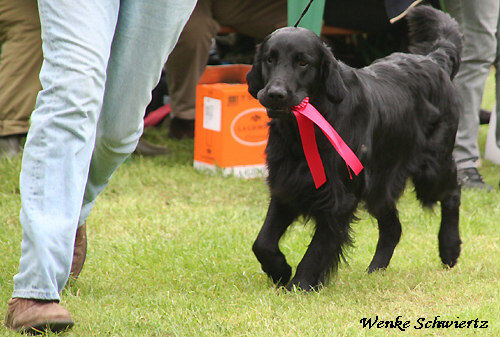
[367,254,392,273]
[367,264,387,274]
[440,245,461,268]
[265,264,292,286]
[439,236,461,268]
[285,277,323,292]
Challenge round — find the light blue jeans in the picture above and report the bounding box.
[13,0,196,300]
[443,0,500,170]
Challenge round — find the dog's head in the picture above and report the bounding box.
[247,27,347,118]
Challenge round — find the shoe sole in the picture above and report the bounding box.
[16,320,74,334]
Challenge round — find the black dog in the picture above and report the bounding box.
[247,6,463,291]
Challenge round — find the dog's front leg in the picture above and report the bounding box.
[288,212,352,291]
[253,198,297,286]
[367,207,402,273]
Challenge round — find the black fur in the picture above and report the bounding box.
[247,6,463,291]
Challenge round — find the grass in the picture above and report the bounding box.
[1,70,499,336]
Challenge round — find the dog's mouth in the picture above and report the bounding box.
[266,107,293,119]
[258,91,306,120]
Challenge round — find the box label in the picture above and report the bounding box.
[230,107,269,146]
[203,96,222,132]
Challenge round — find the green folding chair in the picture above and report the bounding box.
[288,0,326,36]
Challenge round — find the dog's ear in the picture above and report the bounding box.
[246,43,264,99]
[321,45,347,104]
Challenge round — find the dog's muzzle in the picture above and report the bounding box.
[266,107,294,119]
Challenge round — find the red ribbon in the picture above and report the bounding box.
[292,97,363,188]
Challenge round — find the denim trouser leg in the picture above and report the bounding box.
[444,0,499,170]
[79,0,196,224]
[13,0,195,300]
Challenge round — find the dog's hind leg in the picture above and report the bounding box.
[438,186,461,268]
[412,158,462,268]
[367,208,402,273]
[287,212,352,291]
[253,198,297,286]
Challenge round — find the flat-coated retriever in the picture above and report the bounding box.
[246,6,463,291]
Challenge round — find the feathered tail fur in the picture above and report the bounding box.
[407,6,463,79]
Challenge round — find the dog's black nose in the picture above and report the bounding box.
[267,85,287,102]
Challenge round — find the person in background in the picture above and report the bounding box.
[164,0,287,141]
[0,0,42,158]
[494,14,500,188]
[443,0,500,190]
[4,0,196,334]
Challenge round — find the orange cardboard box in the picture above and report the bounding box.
[193,65,270,178]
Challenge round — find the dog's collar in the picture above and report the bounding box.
[292,97,363,188]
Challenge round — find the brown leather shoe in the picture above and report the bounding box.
[4,298,74,333]
[168,117,195,140]
[70,222,87,280]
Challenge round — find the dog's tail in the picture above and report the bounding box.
[407,6,463,79]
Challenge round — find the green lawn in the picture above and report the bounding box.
[1,71,499,336]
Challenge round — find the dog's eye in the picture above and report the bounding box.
[267,57,273,64]
[299,60,308,67]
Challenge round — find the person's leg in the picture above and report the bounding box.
[7,0,118,331]
[14,0,120,302]
[165,0,287,139]
[8,0,195,332]
[0,0,42,157]
[165,0,219,139]
[213,0,287,37]
[493,8,500,188]
[495,9,500,152]
[444,0,499,189]
[79,0,196,226]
